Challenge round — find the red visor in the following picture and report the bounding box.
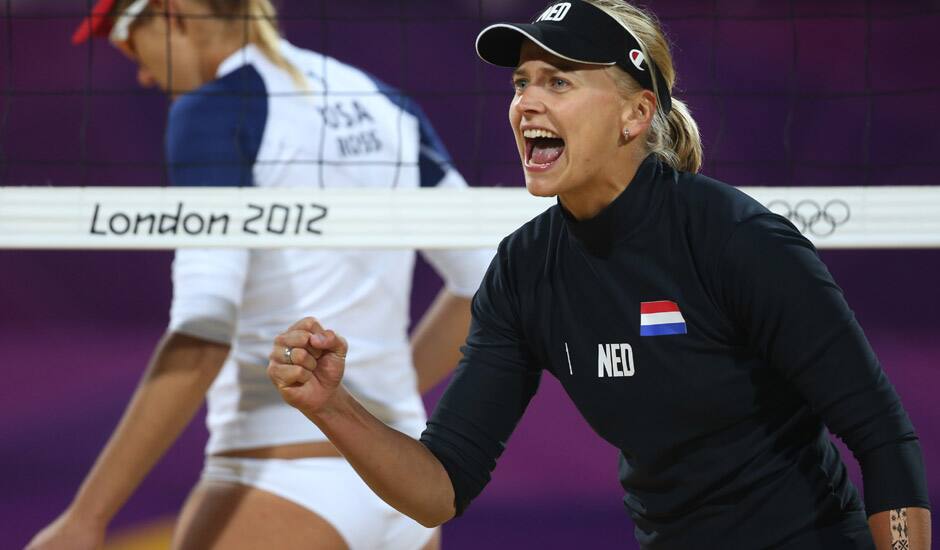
[71,0,119,45]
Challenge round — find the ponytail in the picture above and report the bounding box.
[243,0,307,89]
[586,0,704,173]
[660,98,702,173]
[207,0,307,89]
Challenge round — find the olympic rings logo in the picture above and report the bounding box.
[765,199,851,237]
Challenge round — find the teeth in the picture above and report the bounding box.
[523,128,561,140]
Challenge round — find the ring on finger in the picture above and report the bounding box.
[284,346,293,365]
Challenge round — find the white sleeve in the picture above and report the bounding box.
[168,248,250,344]
[421,247,495,298]
[420,169,496,298]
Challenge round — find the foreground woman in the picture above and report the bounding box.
[268,1,931,548]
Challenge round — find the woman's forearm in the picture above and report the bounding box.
[869,507,931,550]
[269,320,457,526]
[411,290,472,393]
[68,332,229,525]
[307,385,456,527]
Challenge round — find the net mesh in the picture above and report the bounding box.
[0,1,939,211]
[0,8,938,548]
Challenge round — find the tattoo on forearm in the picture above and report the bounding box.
[889,508,910,550]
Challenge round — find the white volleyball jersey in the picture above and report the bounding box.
[164,41,493,454]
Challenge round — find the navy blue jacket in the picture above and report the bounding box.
[421,155,929,549]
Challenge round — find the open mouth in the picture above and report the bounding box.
[524,128,566,171]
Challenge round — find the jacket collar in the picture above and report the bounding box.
[560,154,666,256]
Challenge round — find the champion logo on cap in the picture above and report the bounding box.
[629,49,646,72]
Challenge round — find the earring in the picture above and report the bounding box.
[623,128,631,140]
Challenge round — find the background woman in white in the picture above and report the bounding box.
[26,0,492,549]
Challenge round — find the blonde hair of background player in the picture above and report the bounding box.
[112,0,307,88]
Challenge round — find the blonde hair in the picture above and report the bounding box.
[113,0,306,89]
[585,0,703,173]
[207,0,306,88]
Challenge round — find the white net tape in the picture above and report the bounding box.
[1,186,938,249]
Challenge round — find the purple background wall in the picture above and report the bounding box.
[1,1,938,548]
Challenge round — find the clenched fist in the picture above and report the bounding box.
[268,317,348,416]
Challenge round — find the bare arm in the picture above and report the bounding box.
[27,332,230,550]
[269,318,456,527]
[312,386,456,526]
[410,289,472,393]
[870,507,931,550]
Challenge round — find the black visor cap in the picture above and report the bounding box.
[476,1,672,115]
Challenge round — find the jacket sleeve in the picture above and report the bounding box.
[716,213,930,516]
[420,239,542,516]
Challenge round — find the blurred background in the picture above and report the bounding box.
[1,0,938,548]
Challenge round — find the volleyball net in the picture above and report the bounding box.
[1,185,939,249]
[1,1,939,251]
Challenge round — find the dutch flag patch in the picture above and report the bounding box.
[640,300,687,336]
